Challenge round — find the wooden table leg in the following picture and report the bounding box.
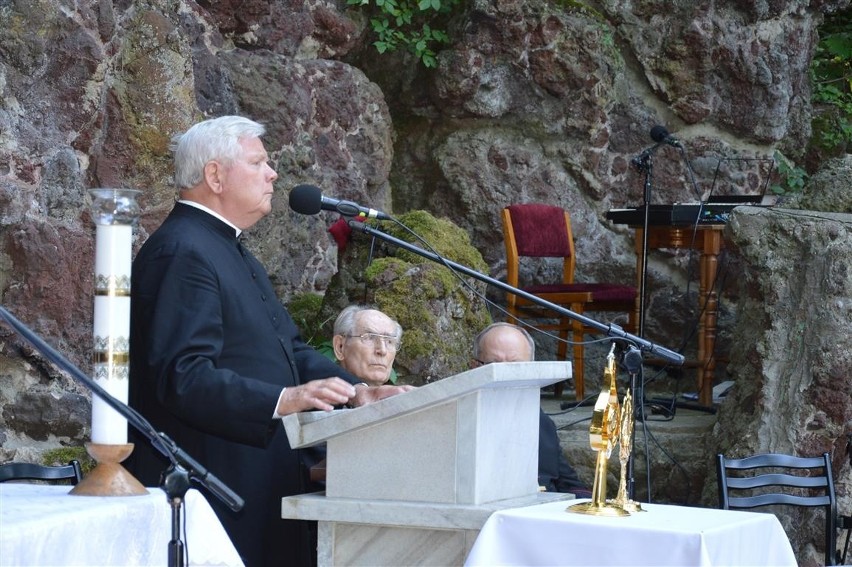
[697,230,722,407]
[631,225,724,407]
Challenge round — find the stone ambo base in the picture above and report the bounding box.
[69,442,148,496]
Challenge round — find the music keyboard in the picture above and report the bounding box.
[606,204,745,226]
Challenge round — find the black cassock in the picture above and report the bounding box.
[538,409,591,497]
[128,203,357,567]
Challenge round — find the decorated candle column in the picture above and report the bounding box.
[89,188,139,444]
[70,188,147,496]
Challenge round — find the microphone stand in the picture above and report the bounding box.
[631,145,698,420]
[346,222,685,368]
[0,305,244,567]
[349,218,684,507]
[630,144,660,339]
[633,146,718,417]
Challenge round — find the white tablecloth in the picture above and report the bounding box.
[465,499,797,566]
[0,484,243,566]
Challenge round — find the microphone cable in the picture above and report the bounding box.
[353,215,636,364]
[635,415,693,505]
[290,183,643,367]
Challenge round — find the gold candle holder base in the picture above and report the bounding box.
[69,442,148,496]
[567,449,630,517]
[609,497,646,513]
[569,500,631,517]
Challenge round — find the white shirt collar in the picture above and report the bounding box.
[178,200,242,237]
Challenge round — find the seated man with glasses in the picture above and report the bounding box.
[473,322,591,498]
[305,305,408,487]
[330,305,403,387]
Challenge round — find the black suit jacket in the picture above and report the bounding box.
[538,409,591,497]
[128,203,357,566]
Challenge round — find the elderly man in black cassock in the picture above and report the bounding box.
[128,115,411,567]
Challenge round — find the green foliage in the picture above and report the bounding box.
[810,9,852,151]
[770,150,809,196]
[286,292,329,346]
[348,0,459,67]
[551,0,607,22]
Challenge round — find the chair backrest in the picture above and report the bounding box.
[716,452,837,565]
[502,204,575,291]
[0,460,83,484]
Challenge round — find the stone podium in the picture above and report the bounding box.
[281,361,574,566]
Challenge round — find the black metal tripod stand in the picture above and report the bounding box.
[631,147,717,418]
[161,465,192,567]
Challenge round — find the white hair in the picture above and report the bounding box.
[170,116,266,190]
[333,305,402,339]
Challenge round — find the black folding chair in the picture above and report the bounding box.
[0,460,83,484]
[716,452,838,565]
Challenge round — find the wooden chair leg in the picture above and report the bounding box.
[572,318,585,400]
[506,308,520,327]
[554,324,570,398]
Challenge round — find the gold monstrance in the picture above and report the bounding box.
[568,344,628,516]
[609,389,644,512]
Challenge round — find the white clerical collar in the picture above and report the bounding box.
[178,200,242,237]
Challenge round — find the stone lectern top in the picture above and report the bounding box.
[281,361,571,506]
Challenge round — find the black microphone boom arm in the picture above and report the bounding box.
[0,305,244,513]
[347,221,684,366]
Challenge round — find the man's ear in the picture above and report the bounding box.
[332,335,346,360]
[203,161,223,194]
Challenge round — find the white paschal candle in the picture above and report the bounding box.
[89,189,140,445]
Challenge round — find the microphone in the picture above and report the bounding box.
[288,184,391,220]
[622,345,643,375]
[631,148,655,169]
[649,125,682,148]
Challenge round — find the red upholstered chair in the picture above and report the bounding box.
[501,204,637,399]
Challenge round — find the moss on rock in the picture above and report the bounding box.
[42,446,95,475]
[286,292,327,346]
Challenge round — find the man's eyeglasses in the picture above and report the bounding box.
[346,333,401,350]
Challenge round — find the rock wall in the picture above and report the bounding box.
[1,0,850,562]
[314,210,493,384]
[709,206,852,565]
[364,0,850,365]
[555,207,851,565]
